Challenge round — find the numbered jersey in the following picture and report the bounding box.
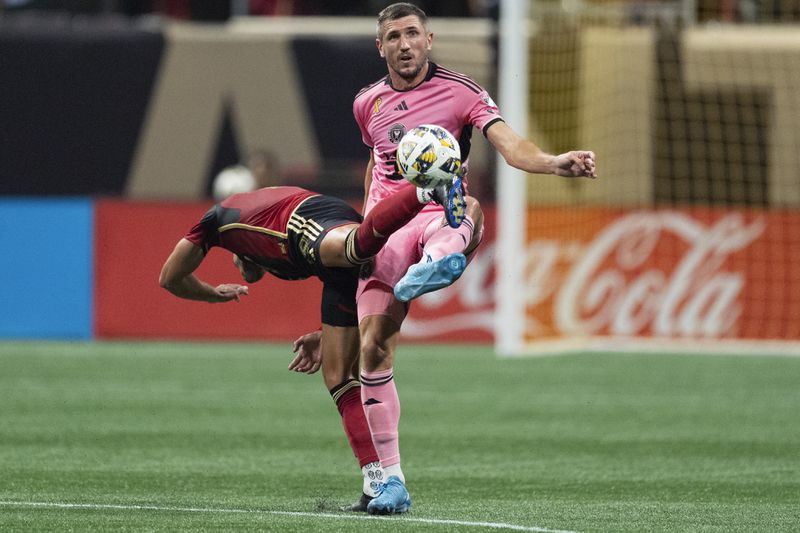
[353,61,503,214]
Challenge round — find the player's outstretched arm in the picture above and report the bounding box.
[289,329,323,374]
[159,238,249,303]
[486,121,596,179]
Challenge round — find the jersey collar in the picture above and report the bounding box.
[385,61,438,92]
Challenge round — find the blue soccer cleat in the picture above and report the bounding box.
[366,476,412,515]
[394,252,467,302]
[431,175,466,229]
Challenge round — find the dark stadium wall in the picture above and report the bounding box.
[0,20,494,200]
[0,24,388,199]
[0,26,301,197]
[289,36,387,198]
[0,26,164,196]
[126,27,319,199]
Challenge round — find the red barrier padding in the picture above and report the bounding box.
[95,200,323,340]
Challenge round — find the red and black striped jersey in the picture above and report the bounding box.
[185,186,317,280]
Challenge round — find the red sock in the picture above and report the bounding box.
[331,380,380,467]
[354,185,422,258]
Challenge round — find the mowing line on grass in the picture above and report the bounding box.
[0,500,578,533]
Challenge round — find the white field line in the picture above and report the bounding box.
[502,336,800,358]
[0,500,578,533]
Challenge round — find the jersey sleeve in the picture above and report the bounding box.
[183,205,218,252]
[466,88,504,136]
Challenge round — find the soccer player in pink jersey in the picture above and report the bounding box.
[158,181,463,511]
[353,2,597,515]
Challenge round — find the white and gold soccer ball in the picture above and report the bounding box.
[396,124,461,189]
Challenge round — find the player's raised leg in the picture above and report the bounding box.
[321,184,443,268]
[340,175,465,268]
[394,194,482,302]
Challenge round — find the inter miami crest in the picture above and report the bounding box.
[385,123,407,182]
[388,123,406,144]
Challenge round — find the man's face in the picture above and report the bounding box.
[376,15,433,82]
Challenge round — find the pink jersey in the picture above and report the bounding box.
[353,62,503,214]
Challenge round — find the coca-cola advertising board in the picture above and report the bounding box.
[527,207,800,341]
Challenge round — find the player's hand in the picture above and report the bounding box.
[212,283,249,302]
[553,150,596,179]
[289,329,323,374]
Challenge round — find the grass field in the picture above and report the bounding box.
[1,341,798,532]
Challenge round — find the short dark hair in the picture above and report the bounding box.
[376,2,429,39]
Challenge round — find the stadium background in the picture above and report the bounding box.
[1,2,799,351]
[2,3,800,532]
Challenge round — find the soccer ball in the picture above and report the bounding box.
[396,124,461,188]
[212,165,256,201]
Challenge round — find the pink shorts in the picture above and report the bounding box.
[356,209,444,325]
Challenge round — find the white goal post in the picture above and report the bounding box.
[495,0,529,356]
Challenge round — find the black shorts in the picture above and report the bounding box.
[287,195,363,327]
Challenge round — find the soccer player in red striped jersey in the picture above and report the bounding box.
[158,181,463,510]
[353,2,597,515]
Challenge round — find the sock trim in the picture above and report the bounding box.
[329,379,361,404]
[360,372,394,387]
[344,228,371,266]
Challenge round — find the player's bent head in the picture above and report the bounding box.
[376,2,428,39]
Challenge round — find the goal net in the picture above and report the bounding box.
[495,0,800,355]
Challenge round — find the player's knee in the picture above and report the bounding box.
[465,196,484,254]
[322,364,352,389]
[321,348,359,388]
[359,331,393,371]
[465,196,483,226]
[318,227,351,267]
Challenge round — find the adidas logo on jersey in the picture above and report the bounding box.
[393,100,409,111]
